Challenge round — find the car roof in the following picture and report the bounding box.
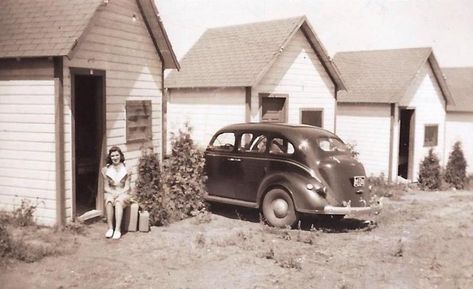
[216,123,338,140]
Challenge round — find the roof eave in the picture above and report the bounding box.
[428,53,455,106]
[300,20,346,91]
[137,0,180,70]
[251,16,306,87]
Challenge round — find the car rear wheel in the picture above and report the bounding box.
[262,188,298,228]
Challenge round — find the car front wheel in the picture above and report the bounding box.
[262,188,298,228]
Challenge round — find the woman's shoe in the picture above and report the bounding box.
[112,230,121,240]
[105,228,114,238]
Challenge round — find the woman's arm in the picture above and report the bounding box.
[102,167,114,194]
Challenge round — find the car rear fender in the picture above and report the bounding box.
[257,172,328,212]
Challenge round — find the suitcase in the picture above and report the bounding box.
[139,210,150,232]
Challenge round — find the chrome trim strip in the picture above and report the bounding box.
[204,194,259,209]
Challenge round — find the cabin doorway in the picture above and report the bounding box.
[398,109,415,179]
[71,69,105,218]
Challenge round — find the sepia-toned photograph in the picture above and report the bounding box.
[0,0,472,288]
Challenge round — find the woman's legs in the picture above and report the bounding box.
[105,202,114,238]
[112,203,124,239]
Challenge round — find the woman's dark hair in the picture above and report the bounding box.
[106,146,125,165]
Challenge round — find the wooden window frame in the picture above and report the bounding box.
[299,108,324,127]
[259,93,288,123]
[126,100,152,143]
[424,124,438,147]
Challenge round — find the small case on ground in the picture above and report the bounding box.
[124,203,139,232]
[139,210,150,232]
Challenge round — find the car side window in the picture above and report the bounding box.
[209,132,235,152]
[239,133,254,152]
[248,135,268,153]
[269,137,295,155]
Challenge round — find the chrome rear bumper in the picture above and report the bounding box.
[323,198,383,215]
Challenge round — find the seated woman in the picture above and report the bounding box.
[102,146,131,240]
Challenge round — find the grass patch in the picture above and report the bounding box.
[0,205,81,266]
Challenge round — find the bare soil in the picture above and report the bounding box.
[1,189,473,289]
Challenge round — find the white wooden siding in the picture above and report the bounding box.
[253,29,336,131]
[167,87,246,150]
[446,112,473,173]
[400,61,446,180]
[0,80,57,225]
[63,0,163,221]
[336,103,392,177]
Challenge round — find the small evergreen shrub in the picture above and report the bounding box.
[135,124,207,226]
[134,146,163,225]
[418,149,442,190]
[159,124,207,225]
[444,141,467,189]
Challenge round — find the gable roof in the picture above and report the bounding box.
[0,0,179,69]
[443,67,473,112]
[165,16,345,90]
[334,48,453,105]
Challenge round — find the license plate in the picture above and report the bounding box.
[353,176,365,187]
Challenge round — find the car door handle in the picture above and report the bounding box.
[228,157,241,162]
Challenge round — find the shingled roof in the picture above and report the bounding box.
[165,16,344,89]
[0,0,179,69]
[443,67,473,112]
[334,48,453,104]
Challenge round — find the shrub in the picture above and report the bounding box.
[135,124,207,226]
[134,146,163,225]
[366,172,408,198]
[159,124,207,225]
[11,200,37,227]
[444,141,467,189]
[418,149,442,190]
[345,142,359,160]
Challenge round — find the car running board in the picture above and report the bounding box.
[204,194,259,209]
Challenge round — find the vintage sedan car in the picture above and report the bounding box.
[204,123,381,227]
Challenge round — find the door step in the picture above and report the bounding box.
[77,209,103,223]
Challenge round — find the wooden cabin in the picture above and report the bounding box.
[334,48,454,181]
[443,67,473,173]
[0,0,179,225]
[165,16,345,149]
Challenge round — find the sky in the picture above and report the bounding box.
[157,0,473,68]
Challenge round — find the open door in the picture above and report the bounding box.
[71,69,106,219]
[398,109,415,179]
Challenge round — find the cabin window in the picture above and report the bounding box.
[126,100,152,143]
[300,109,323,127]
[424,124,438,147]
[209,132,235,152]
[260,93,288,123]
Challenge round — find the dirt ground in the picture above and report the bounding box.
[1,189,473,289]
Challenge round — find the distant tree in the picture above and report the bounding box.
[444,141,467,189]
[418,149,441,190]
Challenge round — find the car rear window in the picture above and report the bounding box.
[317,137,349,153]
[209,132,235,152]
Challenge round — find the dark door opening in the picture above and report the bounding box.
[72,73,105,217]
[398,109,414,179]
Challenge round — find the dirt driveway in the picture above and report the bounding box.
[1,189,473,289]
